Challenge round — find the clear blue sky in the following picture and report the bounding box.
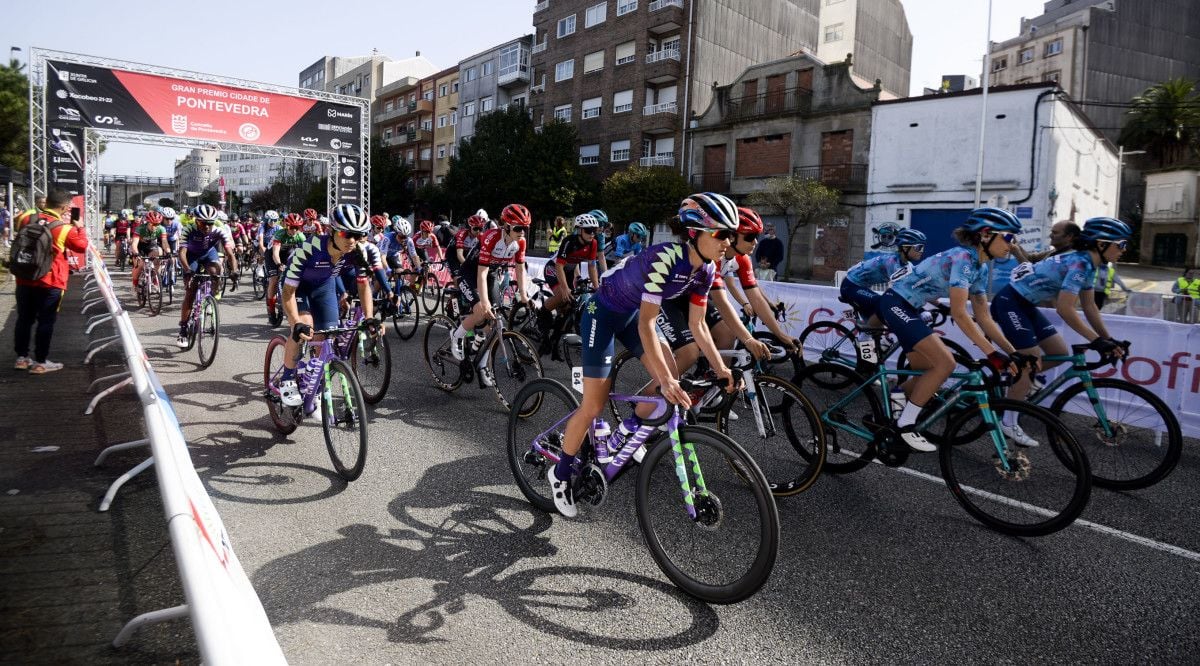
[3,0,1048,176]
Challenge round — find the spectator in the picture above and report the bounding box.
[0,203,9,246]
[13,190,89,374]
[547,216,567,255]
[1094,261,1131,309]
[754,257,776,282]
[755,224,784,275]
[1171,267,1200,323]
[1026,220,1081,263]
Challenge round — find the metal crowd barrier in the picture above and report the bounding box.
[80,247,286,663]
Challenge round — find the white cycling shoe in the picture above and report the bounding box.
[899,427,937,452]
[450,330,466,361]
[1001,423,1039,448]
[278,379,303,407]
[547,465,577,518]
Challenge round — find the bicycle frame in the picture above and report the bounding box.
[1026,352,1116,438]
[266,334,358,422]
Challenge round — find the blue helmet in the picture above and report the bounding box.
[896,228,927,246]
[872,222,900,247]
[962,207,1022,234]
[628,222,649,238]
[1080,216,1132,243]
[587,209,609,226]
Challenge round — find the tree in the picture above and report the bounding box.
[601,165,691,230]
[0,58,29,173]
[157,197,177,209]
[1119,78,1200,168]
[747,175,842,278]
[370,138,414,215]
[302,178,327,212]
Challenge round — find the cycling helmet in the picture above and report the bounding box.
[390,214,404,226]
[962,207,1022,234]
[1080,216,1132,242]
[284,213,304,229]
[475,208,489,220]
[120,208,133,219]
[264,209,280,222]
[588,209,609,226]
[628,222,649,238]
[420,220,435,233]
[896,228,927,246]
[392,217,412,236]
[736,207,764,235]
[216,211,229,222]
[193,204,219,222]
[369,214,388,229]
[678,192,738,231]
[466,214,487,229]
[501,203,532,228]
[574,213,600,229]
[160,206,177,219]
[302,208,318,221]
[872,222,900,247]
[144,211,164,225]
[331,203,370,234]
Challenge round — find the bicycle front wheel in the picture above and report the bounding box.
[147,276,163,316]
[798,320,856,368]
[489,330,544,413]
[507,378,579,514]
[321,359,368,481]
[350,330,392,405]
[421,278,442,315]
[422,314,462,391]
[391,287,420,340]
[607,349,652,424]
[636,426,780,604]
[197,295,220,369]
[940,398,1091,537]
[715,374,826,496]
[252,266,265,300]
[792,362,882,473]
[1049,378,1181,490]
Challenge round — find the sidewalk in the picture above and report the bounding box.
[0,271,197,663]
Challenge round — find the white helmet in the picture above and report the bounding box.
[392,217,412,236]
[475,208,489,220]
[265,210,280,222]
[160,206,177,219]
[216,211,229,222]
[573,213,600,229]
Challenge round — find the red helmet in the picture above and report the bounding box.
[369,214,387,229]
[284,213,304,229]
[467,214,487,229]
[145,211,164,224]
[500,203,532,228]
[420,220,435,233]
[736,206,764,235]
[302,208,319,221]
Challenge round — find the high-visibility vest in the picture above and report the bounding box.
[1102,264,1116,296]
[1177,277,1200,299]
[548,226,566,253]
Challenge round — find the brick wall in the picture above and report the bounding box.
[734,133,791,178]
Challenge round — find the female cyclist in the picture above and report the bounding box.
[839,227,927,362]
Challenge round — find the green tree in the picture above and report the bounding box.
[601,165,690,230]
[1119,78,1200,168]
[370,138,414,215]
[0,58,30,173]
[747,175,842,278]
[157,197,177,209]
[302,178,328,212]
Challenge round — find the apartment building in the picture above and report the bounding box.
[816,0,912,97]
[457,36,534,148]
[1141,168,1200,267]
[431,67,461,183]
[528,0,820,180]
[375,76,438,187]
[173,148,219,205]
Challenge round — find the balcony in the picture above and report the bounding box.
[498,64,530,88]
[403,157,433,173]
[534,0,548,12]
[645,49,681,84]
[648,0,684,32]
[691,171,731,192]
[375,106,406,124]
[640,154,675,167]
[529,82,546,94]
[792,163,868,193]
[388,128,432,146]
[643,101,677,116]
[724,85,813,122]
[532,41,547,54]
[645,48,680,64]
[649,0,682,11]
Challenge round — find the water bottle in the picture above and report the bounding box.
[593,419,613,463]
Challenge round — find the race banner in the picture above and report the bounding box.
[335,155,361,204]
[46,124,85,195]
[218,176,227,211]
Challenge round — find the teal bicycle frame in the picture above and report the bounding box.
[1023,351,1117,439]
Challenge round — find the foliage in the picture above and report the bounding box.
[370,138,413,215]
[244,160,320,213]
[1119,78,1200,168]
[601,165,691,230]
[302,178,328,213]
[157,197,177,209]
[0,59,29,173]
[747,175,842,277]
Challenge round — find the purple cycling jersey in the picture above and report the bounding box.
[283,234,374,288]
[596,242,714,313]
[181,223,231,256]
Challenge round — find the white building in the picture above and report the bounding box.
[1141,168,1200,268]
[866,83,1117,256]
[173,148,219,206]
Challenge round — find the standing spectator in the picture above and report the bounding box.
[755,224,784,275]
[1026,220,1081,263]
[0,203,10,246]
[1171,268,1200,323]
[1094,261,1131,309]
[547,216,567,255]
[12,190,89,374]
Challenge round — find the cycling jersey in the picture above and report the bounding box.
[114,219,131,236]
[283,235,373,289]
[413,233,441,262]
[596,242,714,313]
[269,228,307,266]
[554,233,599,266]
[132,224,165,254]
[259,223,278,243]
[302,220,324,237]
[846,253,909,287]
[465,228,526,268]
[164,219,181,242]
[1009,250,1096,305]
[448,228,480,262]
[230,222,247,241]
[889,246,988,309]
[712,253,758,291]
[181,224,234,257]
[609,233,643,260]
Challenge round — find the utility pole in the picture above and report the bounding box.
[1115,146,1145,218]
[974,0,994,207]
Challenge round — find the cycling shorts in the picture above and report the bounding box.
[456,269,499,310]
[543,261,576,288]
[294,277,340,332]
[135,243,162,258]
[990,284,1057,350]
[185,247,221,273]
[877,290,934,353]
[840,279,882,319]
[656,298,722,351]
[579,301,645,379]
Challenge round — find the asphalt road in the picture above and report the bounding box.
[114,271,1200,664]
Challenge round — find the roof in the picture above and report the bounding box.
[872,81,1056,107]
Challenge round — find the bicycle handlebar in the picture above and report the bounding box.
[1071,340,1131,372]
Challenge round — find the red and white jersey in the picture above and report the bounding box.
[469,228,526,267]
[711,252,758,291]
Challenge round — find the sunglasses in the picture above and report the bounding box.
[741,233,760,244]
[511,226,528,232]
[999,233,1017,244]
[902,244,925,253]
[340,231,366,240]
[1107,240,1129,251]
[709,229,735,241]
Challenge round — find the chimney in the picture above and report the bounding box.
[415,51,421,57]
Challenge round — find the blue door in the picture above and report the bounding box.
[910,209,973,256]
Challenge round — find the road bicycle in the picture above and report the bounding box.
[248,250,266,300]
[179,272,223,369]
[799,300,969,375]
[161,255,180,305]
[423,305,543,412]
[115,237,130,271]
[389,270,423,340]
[332,296,393,405]
[510,279,593,366]
[133,255,164,316]
[413,261,446,315]
[507,376,780,603]
[263,325,370,481]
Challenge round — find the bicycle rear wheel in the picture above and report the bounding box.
[507,378,579,514]
[940,398,1091,537]
[321,359,368,481]
[798,320,857,369]
[792,362,882,473]
[423,314,462,391]
[350,330,392,405]
[391,287,420,340]
[147,274,163,316]
[421,278,442,315]
[197,295,220,369]
[636,426,779,604]
[263,335,299,435]
[489,330,544,413]
[252,263,265,300]
[1049,378,1181,490]
[607,349,652,424]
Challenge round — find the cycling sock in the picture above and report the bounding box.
[897,400,924,427]
[281,367,296,381]
[555,453,575,480]
[1002,410,1019,427]
[178,322,188,335]
[452,324,465,339]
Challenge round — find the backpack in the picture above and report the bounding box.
[9,218,67,281]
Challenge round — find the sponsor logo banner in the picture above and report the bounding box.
[47,124,84,195]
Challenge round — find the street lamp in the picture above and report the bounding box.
[9,46,20,65]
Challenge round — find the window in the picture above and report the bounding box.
[465,67,477,82]
[613,89,633,113]
[584,50,605,74]
[481,96,494,112]
[615,41,636,65]
[384,129,393,140]
[499,42,530,80]
[557,14,576,37]
[482,61,494,77]
[440,84,448,96]
[992,56,1008,71]
[1019,48,1034,64]
[437,144,447,159]
[452,80,459,93]
[451,111,458,125]
[617,0,637,16]
[611,139,631,162]
[582,97,602,119]
[585,2,607,27]
[824,22,844,43]
[407,150,415,162]
[421,119,432,131]
[463,101,476,116]
[385,100,394,112]
[579,144,600,165]
[423,90,434,101]
[555,59,574,82]
[1045,70,1061,84]
[420,147,431,160]
[437,114,448,128]
[661,36,681,52]
[554,104,572,122]
[1044,38,1063,56]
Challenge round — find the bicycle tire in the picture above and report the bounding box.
[798,320,857,368]
[147,275,163,316]
[263,335,299,435]
[792,362,883,473]
[252,265,265,300]
[391,287,420,340]
[421,279,442,315]
[714,374,827,496]
[507,378,579,514]
[489,330,544,413]
[636,425,780,604]
[607,349,652,424]
[1048,378,1182,490]
[197,295,220,369]
[940,398,1091,537]
[751,331,803,381]
[350,330,392,405]
[321,358,368,481]
[423,314,463,391]
[136,273,148,308]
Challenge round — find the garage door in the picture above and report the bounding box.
[909,209,973,256]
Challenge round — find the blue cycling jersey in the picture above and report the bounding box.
[845,253,909,287]
[283,235,373,289]
[611,233,643,259]
[1009,250,1096,304]
[596,242,714,313]
[890,246,989,308]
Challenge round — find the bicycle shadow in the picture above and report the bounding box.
[254,456,719,651]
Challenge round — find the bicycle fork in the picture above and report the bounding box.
[667,409,710,521]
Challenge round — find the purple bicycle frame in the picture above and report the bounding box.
[266,336,343,425]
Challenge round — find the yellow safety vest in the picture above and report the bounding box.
[548,226,566,253]
[1177,277,1200,299]
[1102,265,1116,296]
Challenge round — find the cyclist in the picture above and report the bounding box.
[447,213,485,278]
[301,208,324,238]
[382,217,422,278]
[607,221,649,264]
[129,211,170,292]
[839,227,927,362]
[276,204,379,408]
[865,221,900,259]
[266,213,308,319]
[213,212,239,292]
[545,194,738,517]
[113,209,134,263]
[536,212,603,353]
[876,207,1022,452]
[257,211,279,256]
[989,216,1131,446]
[176,204,237,347]
[589,209,612,272]
[449,204,532,362]
[413,220,442,265]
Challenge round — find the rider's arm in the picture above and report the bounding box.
[129,234,141,255]
[476,263,492,311]
[1078,289,1114,340]
[1055,290,1101,342]
[589,260,600,287]
[554,261,571,299]
[950,288,1009,355]
[224,242,239,273]
[710,288,755,346]
[357,278,374,321]
[689,301,734,388]
[747,286,793,346]
[178,245,190,271]
[515,262,528,303]
[637,301,677,386]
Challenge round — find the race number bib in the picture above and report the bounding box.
[571,367,584,394]
[1010,261,1035,282]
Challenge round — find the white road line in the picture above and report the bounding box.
[884,463,1200,563]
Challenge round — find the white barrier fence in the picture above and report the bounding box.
[80,247,286,663]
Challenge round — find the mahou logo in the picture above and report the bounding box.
[171,114,188,134]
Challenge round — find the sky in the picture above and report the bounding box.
[3,0,1050,177]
